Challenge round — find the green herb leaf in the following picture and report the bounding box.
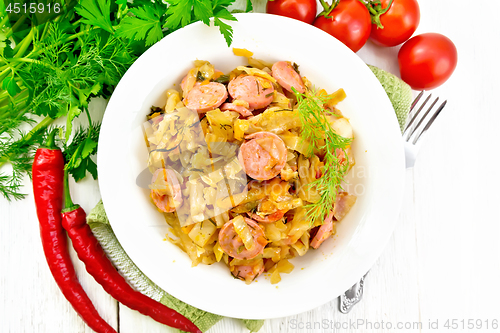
[0,32,8,56]
[213,0,237,8]
[64,126,100,182]
[163,0,196,30]
[213,5,237,46]
[66,143,84,170]
[69,157,89,182]
[193,0,214,26]
[163,0,236,46]
[76,0,114,33]
[212,74,230,84]
[86,157,98,180]
[116,6,164,46]
[63,123,101,162]
[245,0,254,12]
[65,105,81,143]
[2,76,21,97]
[81,137,98,159]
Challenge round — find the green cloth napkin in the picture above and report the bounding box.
[368,64,413,132]
[85,66,410,333]
[87,200,264,333]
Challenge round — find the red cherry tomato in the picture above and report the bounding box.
[313,0,372,53]
[369,0,420,47]
[266,0,317,25]
[398,33,458,90]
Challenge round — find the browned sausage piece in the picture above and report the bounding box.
[218,217,267,260]
[227,75,274,110]
[231,259,265,283]
[150,168,183,213]
[220,103,253,117]
[183,82,228,113]
[271,61,305,94]
[238,132,287,180]
[247,210,286,223]
[310,211,334,249]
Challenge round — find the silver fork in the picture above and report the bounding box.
[338,91,447,314]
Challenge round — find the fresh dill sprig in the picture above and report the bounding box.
[0,171,26,201]
[0,121,50,201]
[294,88,352,224]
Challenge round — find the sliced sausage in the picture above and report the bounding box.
[180,74,198,96]
[310,211,334,249]
[238,132,287,180]
[150,168,183,213]
[220,102,253,117]
[231,259,265,283]
[271,61,305,94]
[218,217,267,260]
[180,69,225,94]
[183,82,228,113]
[332,192,357,221]
[228,75,274,110]
[247,210,286,223]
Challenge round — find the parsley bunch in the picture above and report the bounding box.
[0,0,249,200]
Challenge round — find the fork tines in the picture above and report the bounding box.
[403,91,447,144]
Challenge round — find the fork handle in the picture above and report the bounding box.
[339,272,368,313]
[404,141,417,169]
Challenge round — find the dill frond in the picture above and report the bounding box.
[294,88,352,225]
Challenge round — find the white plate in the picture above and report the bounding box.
[98,13,405,320]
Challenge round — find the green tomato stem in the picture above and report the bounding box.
[317,0,341,18]
[366,0,394,29]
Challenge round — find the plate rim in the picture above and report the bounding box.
[97,13,406,319]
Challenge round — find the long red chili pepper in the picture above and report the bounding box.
[61,170,202,333]
[32,130,116,333]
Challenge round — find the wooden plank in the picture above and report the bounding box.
[0,180,118,332]
[412,0,500,329]
[0,97,118,333]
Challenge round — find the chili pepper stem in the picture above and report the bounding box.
[63,170,79,212]
[43,128,58,149]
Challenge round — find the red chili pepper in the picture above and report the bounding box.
[32,130,116,333]
[61,170,202,333]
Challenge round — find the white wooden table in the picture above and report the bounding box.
[2,1,500,332]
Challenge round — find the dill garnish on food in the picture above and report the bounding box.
[293,88,352,225]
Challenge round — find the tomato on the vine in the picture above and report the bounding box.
[313,0,372,53]
[398,33,458,90]
[368,0,420,47]
[266,0,317,25]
